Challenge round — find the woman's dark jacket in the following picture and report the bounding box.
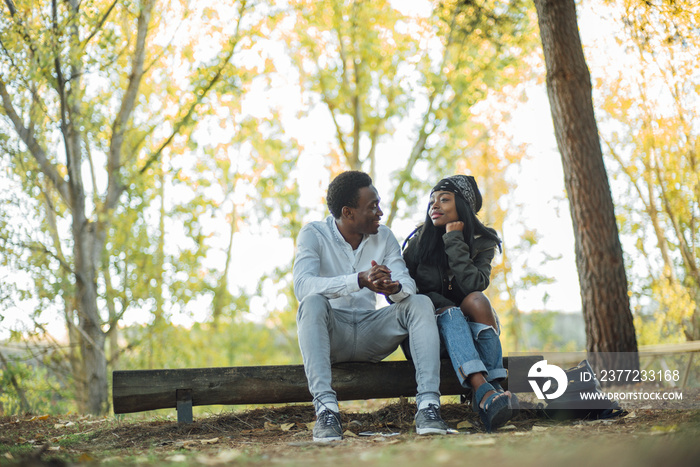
[403,227,498,310]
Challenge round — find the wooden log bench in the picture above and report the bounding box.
[113,355,542,423]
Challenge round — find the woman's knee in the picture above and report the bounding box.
[460,292,497,327]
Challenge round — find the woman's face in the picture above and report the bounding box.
[429,191,459,227]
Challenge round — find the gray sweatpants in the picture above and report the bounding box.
[296,293,441,413]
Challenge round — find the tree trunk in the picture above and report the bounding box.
[60,0,109,414]
[533,0,638,369]
[72,212,109,414]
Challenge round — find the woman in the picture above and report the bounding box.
[403,175,515,432]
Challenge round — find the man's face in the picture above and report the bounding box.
[349,185,383,235]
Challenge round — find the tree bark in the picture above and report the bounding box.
[533,0,638,368]
[73,227,109,413]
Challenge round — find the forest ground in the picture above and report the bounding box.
[2,386,700,466]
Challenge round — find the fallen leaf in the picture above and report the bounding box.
[281,423,295,431]
[499,425,517,431]
[532,426,549,432]
[28,415,50,422]
[344,430,358,438]
[80,419,106,426]
[54,421,75,429]
[264,422,280,431]
[3,453,14,460]
[305,422,315,431]
[166,454,187,462]
[200,437,219,445]
[456,420,473,429]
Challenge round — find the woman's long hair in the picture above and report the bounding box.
[413,194,501,267]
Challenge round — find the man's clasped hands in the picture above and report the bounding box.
[358,260,402,296]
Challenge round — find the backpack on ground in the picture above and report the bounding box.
[542,359,625,421]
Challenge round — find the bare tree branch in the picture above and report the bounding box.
[81,0,119,49]
[105,0,155,212]
[0,80,72,204]
[3,0,16,16]
[51,0,77,199]
[312,48,351,162]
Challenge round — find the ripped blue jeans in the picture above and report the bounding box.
[436,306,507,388]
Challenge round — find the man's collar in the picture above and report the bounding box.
[330,216,368,250]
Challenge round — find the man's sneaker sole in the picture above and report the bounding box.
[416,426,447,436]
[313,434,343,442]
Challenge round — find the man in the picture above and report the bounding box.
[293,170,448,442]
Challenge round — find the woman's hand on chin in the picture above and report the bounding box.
[446,221,464,232]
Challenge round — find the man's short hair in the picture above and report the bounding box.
[326,171,373,219]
